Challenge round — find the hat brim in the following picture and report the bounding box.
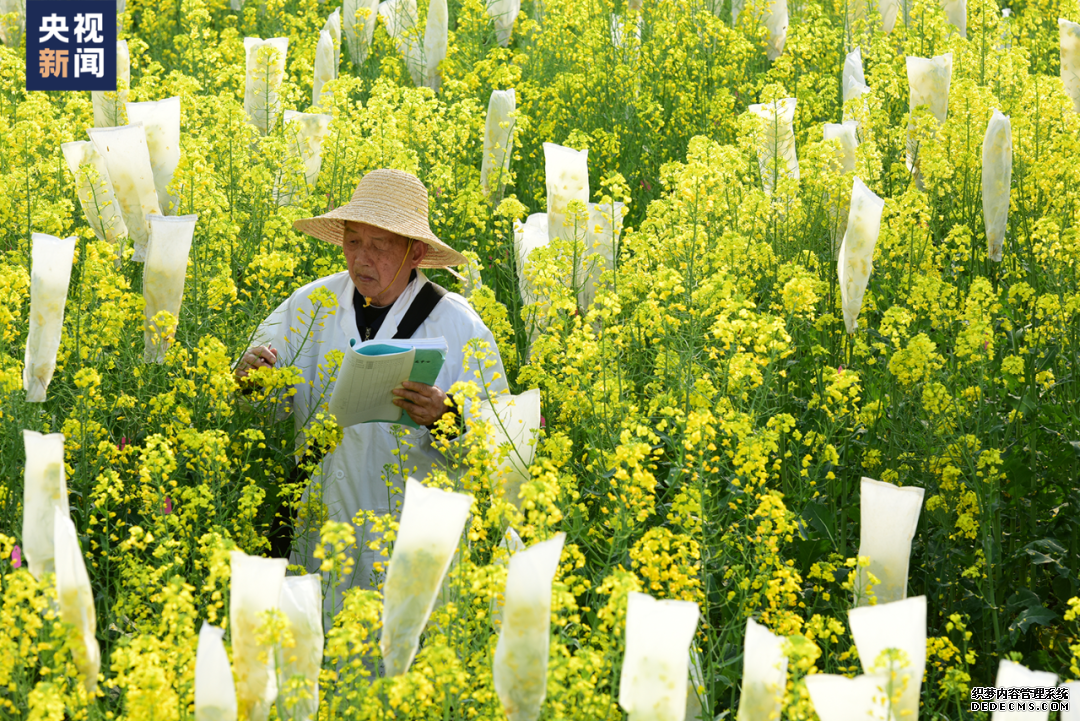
[293,205,468,268]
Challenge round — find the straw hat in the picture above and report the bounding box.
[292,168,467,268]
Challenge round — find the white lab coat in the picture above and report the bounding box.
[250,269,508,618]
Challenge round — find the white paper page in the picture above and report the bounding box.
[329,346,413,426]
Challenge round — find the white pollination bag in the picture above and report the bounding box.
[23,233,77,402]
[380,0,422,85]
[824,121,858,175]
[493,533,565,721]
[544,142,589,242]
[0,0,25,47]
[804,672,891,720]
[92,40,130,128]
[380,479,473,676]
[849,596,926,721]
[943,0,966,38]
[992,660,1057,721]
[764,0,788,61]
[878,0,899,32]
[277,575,323,721]
[143,214,198,364]
[244,37,289,135]
[842,47,869,103]
[579,200,624,312]
[343,0,379,64]
[1060,680,1080,721]
[88,123,163,261]
[487,0,520,46]
[313,29,336,107]
[195,622,238,721]
[230,551,288,721]
[125,96,182,214]
[736,618,787,721]
[423,0,448,91]
[982,109,1012,262]
[749,98,799,195]
[514,213,549,308]
[323,8,342,69]
[1062,19,1080,113]
[619,592,701,721]
[22,431,68,579]
[855,477,924,606]
[837,177,884,334]
[905,53,952,177]
[475,388,541,508]
[54,507,100,694]
[62,141,129,247]
[481,89,517,199]
[277,110,332,204]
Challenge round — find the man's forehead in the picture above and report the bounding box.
[344,222,400,240]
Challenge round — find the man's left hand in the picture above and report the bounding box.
[392,381,451,427]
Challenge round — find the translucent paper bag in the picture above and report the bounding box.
[487,0,519,46]
[0,0,25,47]
[1060,19,1080,113]
[824,121,858,175]
[905,53,952,174]
[62,141,129,247]
[763,0,788,61]
[92,40,130,128]
[1061,681,1080,721]
[423,0,447,91]
[323,8,341,70]
[619,592,701,721]
[22,430,69,579]
[54,507,100,693]
[842,47,868,104]
[982,109,1012,262]
[276,575,323,721]
[475,388,541,508]
[878,0,898,32]
[837,177,884,334]
[195,622,238,721]
[749,98,799,195]
[480,89,516,199]
[735,618,787,721]
[244,37,289,135]
[490,527,527,624]
[992,660,1057,721]
[125,96,182,214]
[278,111,332,204]
[544,143,589,243]
[493,533,565,721]
[87,123,163,261]
[514,213,548,309]
[230,551,288,721]
[380,0,422,85]
[578,200,624,311]
[143,214,198,364]
[804,672,890,720]
[23,233,77,402]
[848,596,926,721]
[943,0,966,38]
[343,0,378,63]
[313,29,336,107]
[855,477,924,606]
[380,478,473,676]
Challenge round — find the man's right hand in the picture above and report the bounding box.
[235,345,278,382]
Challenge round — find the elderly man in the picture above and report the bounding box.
[235,168,507,611]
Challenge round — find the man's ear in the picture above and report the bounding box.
[410,240,428,266]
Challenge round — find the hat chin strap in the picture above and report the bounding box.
[363,239,414,308]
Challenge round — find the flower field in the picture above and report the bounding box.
[1,0,1080,717]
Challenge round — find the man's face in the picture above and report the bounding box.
[342,222,426,304]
